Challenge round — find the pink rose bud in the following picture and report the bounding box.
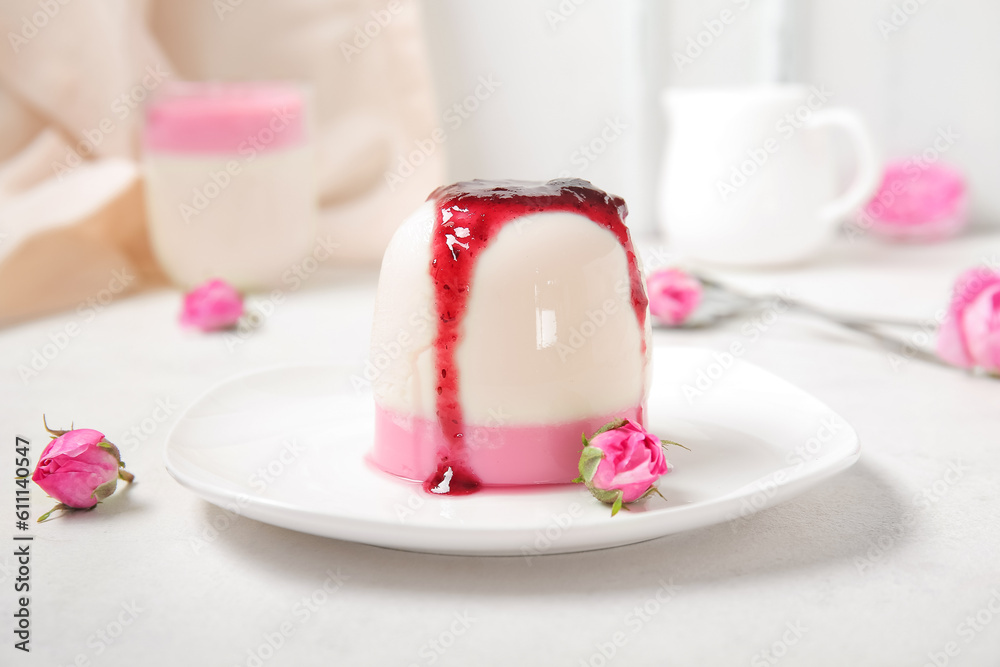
[863,161,967,242]
[180,278,244,332]
[575,419,684,516]
[646,268,702,327]
[32,420,135,522]
[937,268,1000,375]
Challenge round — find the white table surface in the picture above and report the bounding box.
[2,232,1000,666]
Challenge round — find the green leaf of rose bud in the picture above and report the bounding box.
[577,445,604,484]
[98,440,124,465]
[610,492,624,517]
[92,478,119,502]
[633,485,665,503]
[660,438,690,451]
[591,418,628,439]
[37,503,70,523]
[42,414,71,438]
[588,485,622,506]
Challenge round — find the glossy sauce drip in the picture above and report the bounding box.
[423,179,648,495]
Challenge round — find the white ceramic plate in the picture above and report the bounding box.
[164,346,860,556]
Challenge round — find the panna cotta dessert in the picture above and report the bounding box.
[369,179,651,494]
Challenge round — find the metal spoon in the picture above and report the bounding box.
[661,273,966,374]
[686,273,934,331]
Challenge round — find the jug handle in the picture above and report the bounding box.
[808,108,882,225]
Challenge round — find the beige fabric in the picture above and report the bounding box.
[0,0,444,326]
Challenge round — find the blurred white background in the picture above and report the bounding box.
[1,0,996,322]
[423,0,1000,236]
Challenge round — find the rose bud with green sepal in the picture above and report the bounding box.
[574,418,687,516]
[32,418,135,522]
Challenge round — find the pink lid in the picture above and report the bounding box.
[143,82,307,154]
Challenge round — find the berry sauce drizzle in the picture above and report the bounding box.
[422,178,648,495]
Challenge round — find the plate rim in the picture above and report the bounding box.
[163,346,861,555]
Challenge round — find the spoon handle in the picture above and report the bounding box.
[826,319,953,369]
[695,274,933,330]
[783,298,933,330]
[692,274,953,369]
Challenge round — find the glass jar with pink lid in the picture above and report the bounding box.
[142,82,316,290]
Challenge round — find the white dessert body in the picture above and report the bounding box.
[370,201,650,426]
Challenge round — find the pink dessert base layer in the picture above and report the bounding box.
[372,403,644,486]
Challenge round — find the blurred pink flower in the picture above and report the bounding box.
[647,268,702,327]
[180,279,244,332]
[862,160,967,242]
[937,268,1000,374]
